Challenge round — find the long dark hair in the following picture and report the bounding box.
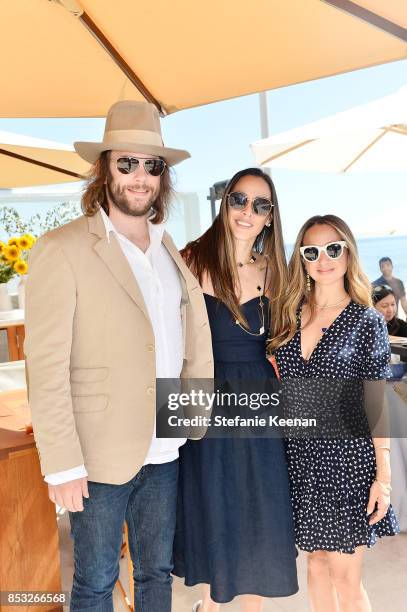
[81,151,174,224]
[181,167,287,330]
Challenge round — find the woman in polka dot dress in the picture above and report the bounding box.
[272,214,399,612]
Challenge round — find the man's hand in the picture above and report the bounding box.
[48,477,89,512]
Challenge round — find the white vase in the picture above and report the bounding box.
[0,283,12,312]
[18,275,27,310]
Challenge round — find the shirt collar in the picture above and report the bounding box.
[99,207,165,253]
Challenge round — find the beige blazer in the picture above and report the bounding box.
[24,211,213,484]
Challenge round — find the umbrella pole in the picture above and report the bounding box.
[258,92,272,177]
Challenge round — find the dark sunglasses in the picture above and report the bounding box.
[300,240,348,262]
[116,156,166,177]
[227,191,273,216]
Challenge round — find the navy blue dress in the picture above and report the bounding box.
[173,295,299,603]
[275,302,400,554]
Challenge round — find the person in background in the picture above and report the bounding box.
[372,285,407,338]
[373,257,407,317]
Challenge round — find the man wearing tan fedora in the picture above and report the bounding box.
[24,100,213,612]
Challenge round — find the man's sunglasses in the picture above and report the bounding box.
[300,241,348,263]
[116,156,166,177]
[227,191,274,216]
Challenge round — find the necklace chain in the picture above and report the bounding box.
[235,295,265,336]
[237,255,256,267]
[313,295,348,309]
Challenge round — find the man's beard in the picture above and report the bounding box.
[106,175,158,218]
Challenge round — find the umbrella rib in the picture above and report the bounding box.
[0,149,86,179]
[322,0,407,42]
[260,140,315,165]
[79,12,166,116]
[388,125,407,136]
[342,129,389,173]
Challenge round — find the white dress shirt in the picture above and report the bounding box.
[45,208,185,485]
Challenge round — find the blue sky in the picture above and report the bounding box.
[0,58,406,242]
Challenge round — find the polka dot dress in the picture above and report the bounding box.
[275,301,400,554]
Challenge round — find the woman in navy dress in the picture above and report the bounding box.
[272,215,399,612]
[173,168,298,610]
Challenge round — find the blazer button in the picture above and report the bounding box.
[146,344,154,352]
[147,387,155,396]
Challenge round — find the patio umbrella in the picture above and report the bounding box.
[251,85,407,172]
[0,131,89,187]
[1,0,406,117]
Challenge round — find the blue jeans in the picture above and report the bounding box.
[68,459,178,612]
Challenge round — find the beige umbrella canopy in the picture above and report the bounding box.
[0,131,89,188]
[251,85,407,172]
[1,0,406,117]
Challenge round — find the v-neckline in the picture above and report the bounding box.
[298,300,352,364]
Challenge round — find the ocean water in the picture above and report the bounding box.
[356,235,407,285]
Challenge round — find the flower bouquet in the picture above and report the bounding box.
[0,234,36,310]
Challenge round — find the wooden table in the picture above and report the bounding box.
[0,311,25,361]
[0,389,63,612]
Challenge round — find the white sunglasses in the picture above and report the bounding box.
[300,240,348,263]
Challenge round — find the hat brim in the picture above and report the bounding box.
[74,141,190,166]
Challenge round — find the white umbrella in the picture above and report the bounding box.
[251,86,407,173]
[0,131,89,187]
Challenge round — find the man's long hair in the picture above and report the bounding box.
[81,151,174,224]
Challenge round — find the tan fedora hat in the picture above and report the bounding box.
[74,100,190,166]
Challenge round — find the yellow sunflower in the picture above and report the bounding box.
[14,260,28,275]
[18,236,31,249]
[8,237,19,247]
[0,241,5,254]
[4,245,20,261]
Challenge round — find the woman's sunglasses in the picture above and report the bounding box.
[227,191,274,216]
[116,156,166,177]
[300,240,348,263]
[373,284,393,293]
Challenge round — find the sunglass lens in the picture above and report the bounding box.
[228,192,247,209]
[326,243,343,259]
[117,157,139,174]
[303,247,319,262]
[253,197,272,216]
[144,159,166,176]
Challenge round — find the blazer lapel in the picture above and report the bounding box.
[162,231,197,304]
[89,212,151,323]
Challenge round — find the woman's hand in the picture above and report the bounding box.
[366,478,391,525]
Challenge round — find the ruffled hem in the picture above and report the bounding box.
[292,490,400,554]
[296,530,399,555]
